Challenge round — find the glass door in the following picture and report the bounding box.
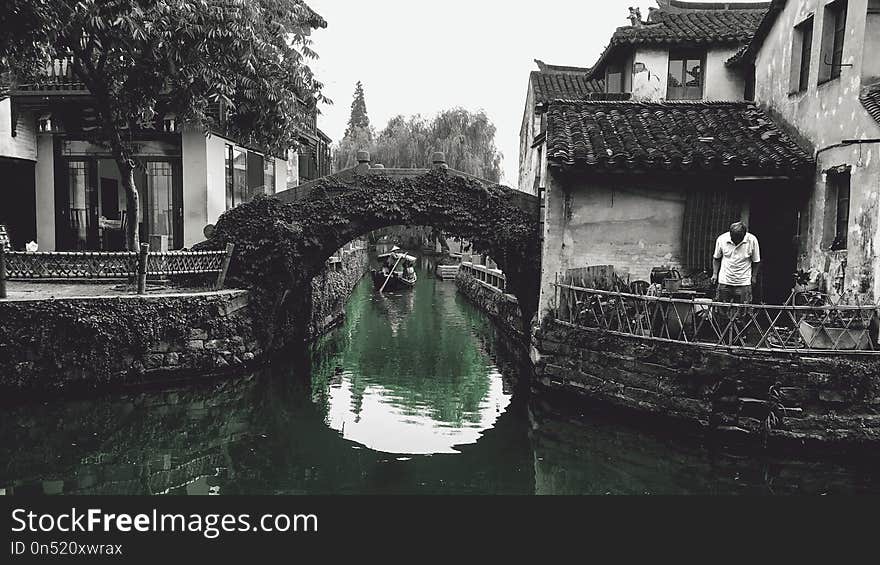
[144,160,183,249]
[61,160,99,250]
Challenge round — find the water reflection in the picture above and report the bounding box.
[311,265,512,454]
[1,260,880,494]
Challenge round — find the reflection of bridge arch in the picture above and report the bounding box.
[206,152,541,328]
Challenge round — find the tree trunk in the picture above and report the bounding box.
[116,158,140,250]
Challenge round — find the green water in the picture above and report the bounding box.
[2,262,879,494]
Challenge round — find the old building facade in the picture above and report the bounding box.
[520,1,837,317]
[0,5,330,252]
[732,0,880,300]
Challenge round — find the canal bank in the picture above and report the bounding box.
[3,261,879,494]
[0,248,369,395]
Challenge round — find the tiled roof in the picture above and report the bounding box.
[531,70,604,104]
[589,4,769,78]
[545,100,813,175]
[611,9,767,46]
[861,81,880,126]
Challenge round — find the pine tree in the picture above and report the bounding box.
[344,81,371,138]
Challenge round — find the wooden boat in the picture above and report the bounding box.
[373,250,417,292]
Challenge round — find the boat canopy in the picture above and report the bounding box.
[378,250,417,263]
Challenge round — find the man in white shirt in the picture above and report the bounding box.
[711,222,761,304]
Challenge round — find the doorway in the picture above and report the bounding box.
[747,181,802,304]
[0,157,37,249]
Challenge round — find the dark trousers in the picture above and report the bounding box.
[715,284,752,304]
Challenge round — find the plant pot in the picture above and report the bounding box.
[798,320,871,350]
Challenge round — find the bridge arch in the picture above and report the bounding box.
[203,153,541,343]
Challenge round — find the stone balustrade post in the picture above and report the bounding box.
[355,150,371,174]
[432,152,448,170]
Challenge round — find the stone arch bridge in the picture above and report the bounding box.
[204,152,542,343]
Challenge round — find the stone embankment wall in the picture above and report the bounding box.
[0,250,369,396]
[455,270,525,341]
[534,321,880,452]
[0,290,260,396]
[309,247,370,338]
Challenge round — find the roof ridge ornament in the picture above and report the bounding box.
[628,6,644,27]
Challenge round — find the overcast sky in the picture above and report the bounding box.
[306,1,756,185]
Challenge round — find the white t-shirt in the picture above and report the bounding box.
[713,232,761,286]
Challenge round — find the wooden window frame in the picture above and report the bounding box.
[667,50,705,100]
[819,0,848,84]
[830,171,851,251]
[790,16,814,94]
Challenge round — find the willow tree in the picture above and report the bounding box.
[0,0,327,249]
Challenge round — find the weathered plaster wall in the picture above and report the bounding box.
[756,0,880,148]
[704,45,748,100]
[797,147,880,299]
[518,79,539,195]
[0,100,37,162]
[632,48,669,100]
[631,46,747,101]
[538,172,686,317]
[755,0,880,300]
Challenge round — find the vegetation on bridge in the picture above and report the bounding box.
[201,168,541,346]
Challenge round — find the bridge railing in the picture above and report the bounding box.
[0,244,234,297]
[460,261,506,293]
[552,282,880,354]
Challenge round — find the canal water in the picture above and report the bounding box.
[2,261,879,495]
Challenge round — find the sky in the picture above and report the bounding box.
[305,0,757,186]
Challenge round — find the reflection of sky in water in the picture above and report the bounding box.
[326,367,511,455]
[312,259,513,455]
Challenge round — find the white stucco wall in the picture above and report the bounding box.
[34,135,55,251]
[704,45,748,100]
[632,48,669,101]
[181,129,209,248]
[274,156,286,194]
[518,78,538,195]
[205,134,228,230]
[630,46,748,101]
[0,99,37,162]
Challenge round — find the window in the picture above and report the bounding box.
[667,51,704,100]
[246,151,264,199]
[146,161,174,241]
[224,146,247,209]
[224,144,234,210]
[829,171,851,250]
[67,161,93,249]
[790,16,814,93]
[606,63,625,94]
[819,0,848,83]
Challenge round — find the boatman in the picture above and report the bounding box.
[711,222,761,304]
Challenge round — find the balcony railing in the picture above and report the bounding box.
[552,282,880,354]
[12,56,88,93]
